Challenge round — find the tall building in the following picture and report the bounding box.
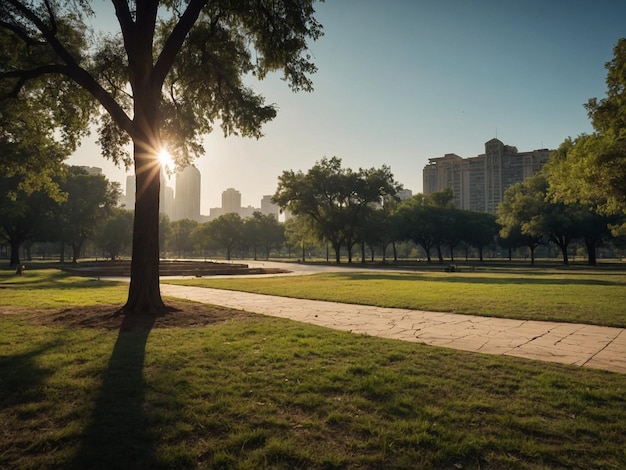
[261,195,280,218]
[159,170,175,219]
[174,165,201,221]
[396,188,413,202]
[124,174,136,209]
[222,187,242,215]
[423,138,550,213]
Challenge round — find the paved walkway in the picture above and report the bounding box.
[160,284,626,374]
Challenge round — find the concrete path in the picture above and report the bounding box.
[160,284,626,374]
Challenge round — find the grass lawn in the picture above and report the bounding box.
[1,268,626,469]
[164,268,626,327]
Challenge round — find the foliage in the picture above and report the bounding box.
[55,166,121,263]
[95,208,134,261]
[548,38,626,235]
[168,218,199,258]
[498,172,616,266]
[396,191,454,263]
[243,211,285,260]
[0,175,60,266]
[273,157,401,263]
[196,213,244,260]
[283,216,320,260]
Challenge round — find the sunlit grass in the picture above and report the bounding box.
[0,268,127,308]
[2,312,626,469]
[165,270,626,327]
[1,268,626,468]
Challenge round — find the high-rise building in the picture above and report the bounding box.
[423,138,550,213]
[174,165,201,221]
[396,189,413,202]
[222,187,242,215]
[159,170,175,219]
[261,195,280,218]
[124,174,136,209]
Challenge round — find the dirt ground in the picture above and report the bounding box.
[2,300,256,332]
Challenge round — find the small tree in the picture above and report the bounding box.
[96,208,134,261]
[56,166,120,263]
[200,213,244,260]
[169,218,199,259]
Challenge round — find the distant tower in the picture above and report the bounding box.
[174,165,201,221]
[159,169,175,219]
[396,189,413,202]
[261,195,279,218]
[222,188,241,215]
[124,174,136,209]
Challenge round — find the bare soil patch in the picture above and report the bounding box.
[1,300,256,331]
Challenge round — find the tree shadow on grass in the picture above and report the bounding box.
[71,313,158,470]
[0,341,59,410]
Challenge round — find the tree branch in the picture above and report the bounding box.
[0,20,45,46]
[153,0,208,88]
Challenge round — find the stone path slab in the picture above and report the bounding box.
[160,284,626,374]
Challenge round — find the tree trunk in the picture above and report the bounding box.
[585,238,597,266]
[559,244,569,266]
[71,241,83,264]
[435,245,444,264]
[123,145,165,315]
[9,239,20,268]
[332,241,341,264]
[59,241,66,263]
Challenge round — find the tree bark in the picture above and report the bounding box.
[585,238,597,266]
[122,145,165,315]
[9,239,20,268]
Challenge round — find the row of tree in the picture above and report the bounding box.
[4,156,626,268]
[0,166,119,266]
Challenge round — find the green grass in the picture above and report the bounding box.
[2,268,626,469]
[165,269,626,327]
[0,268,127,308]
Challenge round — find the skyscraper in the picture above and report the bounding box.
[174,165,201,221]
[261,195,279,218]
[423,138,550,213]
[222,188,241,215]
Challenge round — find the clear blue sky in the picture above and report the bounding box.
[67,0,626,213]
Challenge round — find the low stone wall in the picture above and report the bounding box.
[61,260,289,277]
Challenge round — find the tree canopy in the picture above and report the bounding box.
[273,157,401,263]
[548,38,626,236]
[0,0,322,314]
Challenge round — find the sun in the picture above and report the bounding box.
[158,148,175,172]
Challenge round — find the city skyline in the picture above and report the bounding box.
[122,170,281,223]
[66,1,626,214]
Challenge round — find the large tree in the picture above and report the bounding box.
[56,166,120,263]
[0,1,322,314]
[273,157,401,263]
[0,173,60,267]
[549,38,626,236]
